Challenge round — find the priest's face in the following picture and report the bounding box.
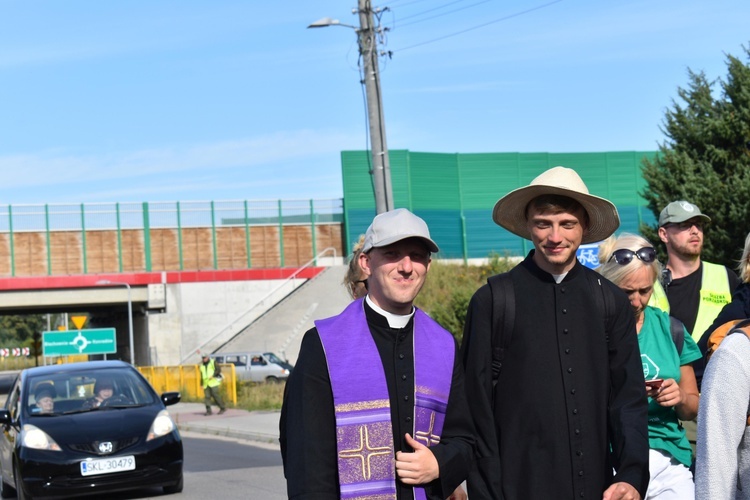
[359,238,431,315]
[526,204,587,275]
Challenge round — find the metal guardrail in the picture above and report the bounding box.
[179,247,338,364]
[138,363,238,406]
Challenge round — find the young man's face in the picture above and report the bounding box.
[359,238,431,315]
[526,204,587,274]
[658,218,704,259]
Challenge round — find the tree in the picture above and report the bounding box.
[641,45,750,268]
[0,315,47,345]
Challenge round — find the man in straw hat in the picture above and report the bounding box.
[461,167,649,499]
[280,208,474,499]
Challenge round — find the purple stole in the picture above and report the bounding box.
[316,299,455,500]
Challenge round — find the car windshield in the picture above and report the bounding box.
[26,367,155,416]
[264,353,283,364]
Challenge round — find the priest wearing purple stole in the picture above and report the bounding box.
[280,208,474,500]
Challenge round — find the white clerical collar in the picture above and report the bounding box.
[552,272,568,284]
[365,295,414,329]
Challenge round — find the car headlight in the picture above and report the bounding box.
[22,424,61,451]
[147,410,175,441]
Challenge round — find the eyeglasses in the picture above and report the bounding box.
[666,221,704,232]
[609,247,657,265]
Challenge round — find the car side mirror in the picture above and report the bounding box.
[161,392,181,407]
[0,409,12,426]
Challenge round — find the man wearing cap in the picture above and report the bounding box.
[199,354,226,416]
[461,167,649,500]
[652,201,740,357]
[280,208,474,500]
[649,201,741,453]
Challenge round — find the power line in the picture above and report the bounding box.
[394,0,494,28]
[394,0,563,52]
[396,0,477,23]
[385,0,434,8]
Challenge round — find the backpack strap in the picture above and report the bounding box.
[585,272,615,342]
[487,273,515,385]
[729,318,750,338]
[669,316,685,356]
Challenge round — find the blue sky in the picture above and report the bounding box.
[1,0,748,205]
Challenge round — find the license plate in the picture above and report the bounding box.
[80,455,136,476]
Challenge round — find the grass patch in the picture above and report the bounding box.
[416,254,517,343]
[235,381,285,411]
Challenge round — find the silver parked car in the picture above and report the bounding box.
[210,352,292,383]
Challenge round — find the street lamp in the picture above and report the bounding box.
[308,3,395,214]
[96,280,135,365]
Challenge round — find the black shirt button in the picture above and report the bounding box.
[575,429,580,435]
[573,409,578,415]
[562,308,567,314]
[578,470,584,477]
[567,367,573,373]
[398,353,405,360]
[405,416,412,422]
[580,493,585,498]
[577,451,583,456]
[563,328,569,334]
[561,287,566,293]
[571,389,576,394]
[401,374,407,381]
[404,395,409,401]
[565,349,570,354]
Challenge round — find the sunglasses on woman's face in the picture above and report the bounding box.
[608,247,657,265]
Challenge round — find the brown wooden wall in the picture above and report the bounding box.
[0,223,344,277]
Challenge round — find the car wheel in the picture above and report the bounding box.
[265,376,279,383]
[163,473,183,494]
[13,462,30,500]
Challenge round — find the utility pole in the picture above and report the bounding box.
[357,0,394,214]
[308,4,394,214]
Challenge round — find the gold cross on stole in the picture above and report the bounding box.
[339,425,392,480]
[415,411,440,446]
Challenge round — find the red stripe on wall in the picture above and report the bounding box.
[0,267,326,291]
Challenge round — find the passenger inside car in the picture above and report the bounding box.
[32,383,56,414]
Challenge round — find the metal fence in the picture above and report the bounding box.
[0,198,344,276]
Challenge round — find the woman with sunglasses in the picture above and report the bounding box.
[598,233,701,499]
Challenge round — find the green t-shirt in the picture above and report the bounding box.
[639,306,702,467]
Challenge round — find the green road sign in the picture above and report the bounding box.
[42,328,117,356]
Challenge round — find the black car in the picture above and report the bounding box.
[0,360,183,499]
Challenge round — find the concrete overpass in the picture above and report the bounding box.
[0,262,345,366]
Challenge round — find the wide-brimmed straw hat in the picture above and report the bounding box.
[492,166,620,244]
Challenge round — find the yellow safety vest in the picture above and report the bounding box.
[199,360,222,389]
[693,262,733,341]
[649,280,670,313]
[648,262,732,341]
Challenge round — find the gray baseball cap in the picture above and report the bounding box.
[362,208,439,253]
[659,200,711,227]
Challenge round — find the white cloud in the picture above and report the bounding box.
[0,130,356,202]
